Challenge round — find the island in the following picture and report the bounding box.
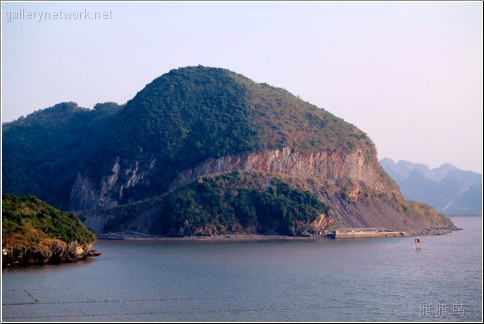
[2,194,100,267]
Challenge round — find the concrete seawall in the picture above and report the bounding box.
[329,228,408,239]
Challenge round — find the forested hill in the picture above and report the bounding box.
[3,66,374,209]
[83,66,376,203]
[2,102,122,208]
[3,66,455,237]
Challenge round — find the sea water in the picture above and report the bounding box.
[2,216,482,322]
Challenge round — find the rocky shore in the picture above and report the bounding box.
[2,242,100,268]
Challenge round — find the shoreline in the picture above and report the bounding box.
[98,228,458,242]
[98,234,323,242]
[2,243,101,268]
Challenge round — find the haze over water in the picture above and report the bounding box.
[2,216,482,322]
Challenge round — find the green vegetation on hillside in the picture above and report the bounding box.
[148,172,329,236]
[86,67,263,199]
[2,102,122,208]
[234,72,373,154]
[2,194,96,249]
[84,66,376,202]
[3,66,381,210]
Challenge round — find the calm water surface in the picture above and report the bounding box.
[2,216,482,322]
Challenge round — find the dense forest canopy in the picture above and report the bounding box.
[2,66,372,208]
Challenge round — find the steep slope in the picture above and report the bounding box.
[380,158,482,214]
[3,66,455,236]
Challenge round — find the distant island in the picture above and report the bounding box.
[380,158,482,215]
[2,194,100,267]
[2,66,456,239]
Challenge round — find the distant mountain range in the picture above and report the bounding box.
[380,158,482,215]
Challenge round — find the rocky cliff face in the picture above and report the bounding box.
[172,147,388,191]
[76,146,455,236]
[70,157,157,210]
[69,138,455,236]
[72,147,392,211]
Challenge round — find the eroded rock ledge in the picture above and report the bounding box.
[2,242,100,268]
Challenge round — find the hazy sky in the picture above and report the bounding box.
[2,1,482,173]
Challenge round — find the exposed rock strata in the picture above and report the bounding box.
[172,147,387,191]
[71,147,392,211]
[73,147,456,236]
